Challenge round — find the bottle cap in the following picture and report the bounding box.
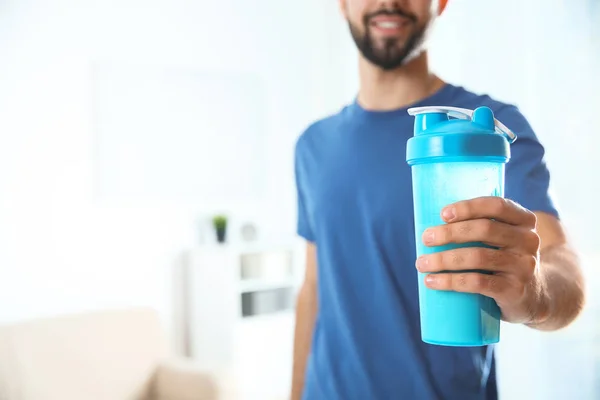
[406,106,516,166]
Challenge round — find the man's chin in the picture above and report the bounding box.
[372,35,407,49]
[368,50,409,69]
[377,61,406,71]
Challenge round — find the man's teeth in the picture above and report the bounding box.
[376,21,400,29]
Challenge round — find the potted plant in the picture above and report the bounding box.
[212,215,228,243]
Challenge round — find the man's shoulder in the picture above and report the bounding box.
[450,84,518,114]
[295,106,349,153]
[450,85,534,137]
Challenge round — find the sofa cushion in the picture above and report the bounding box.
[0,308,167,400]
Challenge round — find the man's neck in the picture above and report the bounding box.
[357,52,445,111]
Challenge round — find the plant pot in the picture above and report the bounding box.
[216,227,227,243]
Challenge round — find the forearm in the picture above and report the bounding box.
[528,243,585,331]
[291,284,318,400]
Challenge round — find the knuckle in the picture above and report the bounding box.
[487,275,500,293]
[525,255,538,274]
[469,248,488,268]
[530,231,541,249]
[468,273,500,293]
[469,248,486,267]
[511,199,536,226]
[500,226,515,244]
[448,250,464,267]
[478,219,494,236]
[454,273,469,288]
[524,230,541,252]
[473,274,485,288]
[492,197,508,214]
[528,211,538,227]
[505,198,520,210]
[457,222,472,237]
[484,248,503,268]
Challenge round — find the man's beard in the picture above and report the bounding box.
[349,10,428,71]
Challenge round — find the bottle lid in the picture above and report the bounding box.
[405,106,516,166]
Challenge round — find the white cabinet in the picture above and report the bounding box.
[186,247,240,370]
[180,240,303,383]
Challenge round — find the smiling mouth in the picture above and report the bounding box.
[376,21,401,28]
[370,17,411,35]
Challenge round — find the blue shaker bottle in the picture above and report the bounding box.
[406,106,517,346]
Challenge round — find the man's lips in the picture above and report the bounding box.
[369,15,411,34]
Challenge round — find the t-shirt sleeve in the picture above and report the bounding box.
[497,105,560,218]
[295,138,316,242]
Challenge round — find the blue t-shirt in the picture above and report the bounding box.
[294,84,559,400]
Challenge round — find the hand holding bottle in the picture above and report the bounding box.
[415,196,549,326]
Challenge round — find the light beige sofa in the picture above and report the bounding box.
[0,308,218,400]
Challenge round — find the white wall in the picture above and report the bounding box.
[0,0,350,333]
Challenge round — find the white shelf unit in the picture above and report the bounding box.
[238,279,296,294]
[181,240,303,375]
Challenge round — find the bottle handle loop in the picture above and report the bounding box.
[408,106,516,143]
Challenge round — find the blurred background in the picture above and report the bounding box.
[0,0,599,399]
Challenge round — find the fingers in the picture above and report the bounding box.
[416,247,535,277]
[424,272,513,301]
[423,219,538,250]
[423,197,542,320]
[442,197,537,229]
[424,270,538,323]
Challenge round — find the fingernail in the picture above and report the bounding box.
[422,230,434,245]
[416,256,428,271]
[442,207,456,222]
[425,275,436,285]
